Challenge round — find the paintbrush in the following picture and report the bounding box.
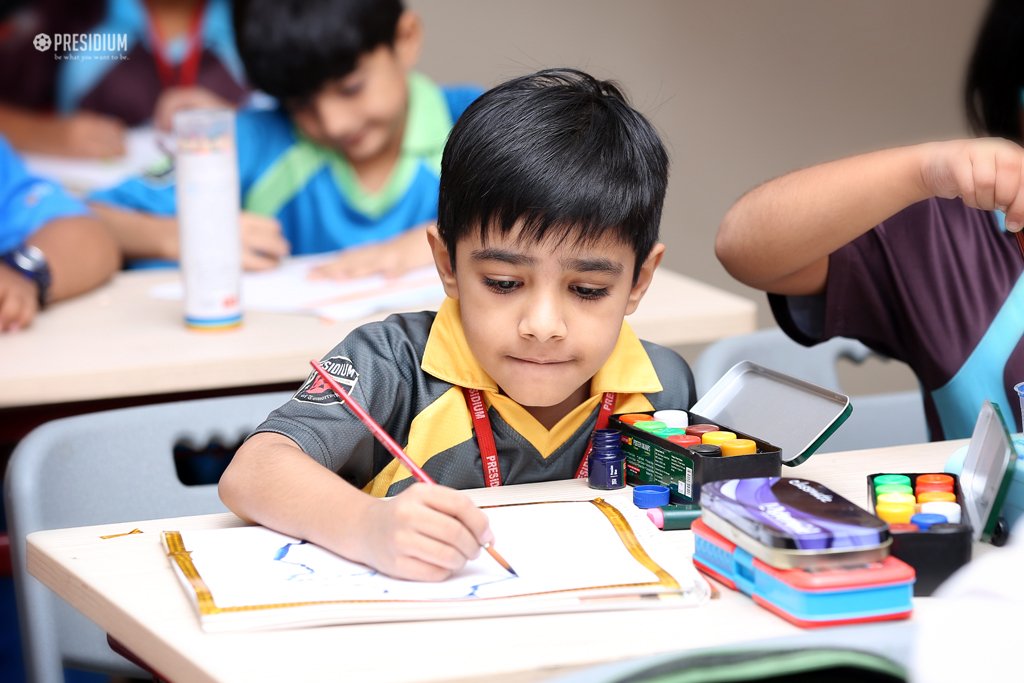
[308,360,518,577]
[1015,229,1024,261]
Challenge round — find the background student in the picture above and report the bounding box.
[0,136,120,332]
[219,68,695,581]
[715,0,1024,441]
[0,0,248,159]
[89,0,483,278]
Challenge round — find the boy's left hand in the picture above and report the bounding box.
[309,224,433,280]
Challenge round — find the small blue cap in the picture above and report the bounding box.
[633,484,670,509]
[910,512,948,531]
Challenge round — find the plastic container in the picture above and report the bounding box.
[699,477,891,570]
[692,518,914,628]
[174,108,243,330]
[867,400,1017,596]
[613,362,851,503]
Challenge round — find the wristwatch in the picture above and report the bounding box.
[1,244,51,308]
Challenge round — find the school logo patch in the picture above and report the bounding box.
[293,356,359,406]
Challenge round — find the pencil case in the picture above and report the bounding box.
[692,518,914,628]
[699,477,891,570]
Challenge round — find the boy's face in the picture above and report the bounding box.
[428,223,664,420]
[289,12,421,166]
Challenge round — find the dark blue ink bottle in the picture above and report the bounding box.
[588,428,625,490]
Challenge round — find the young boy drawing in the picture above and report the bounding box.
[220,68,696,581]
[89,0,481,276]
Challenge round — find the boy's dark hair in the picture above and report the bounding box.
[438,68,668,282]
[233,0,404,104]
[964,0,1024,140]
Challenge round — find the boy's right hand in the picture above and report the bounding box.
[239,212,290,270]
[921,138,1024,232]
[357,483,495,581]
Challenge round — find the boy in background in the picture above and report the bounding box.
[90,0,481,277]
[219,69,695,581]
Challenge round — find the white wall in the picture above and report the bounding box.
[410,0,989,392]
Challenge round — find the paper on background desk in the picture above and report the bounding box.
[23,128,169,195]
[149,255,445,322]
[163,499,710,632]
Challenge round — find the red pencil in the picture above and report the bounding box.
[308,360,517,576]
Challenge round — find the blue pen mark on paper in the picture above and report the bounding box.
[273,540,315,580]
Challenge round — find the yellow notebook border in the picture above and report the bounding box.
[163,498,680,618]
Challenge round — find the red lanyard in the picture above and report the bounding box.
[463,388,617,487]
[146,0,206,89]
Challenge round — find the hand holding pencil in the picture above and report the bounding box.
[309,361,517,579]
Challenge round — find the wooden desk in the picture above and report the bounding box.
[0,267,755,410]
[26,441,974,683]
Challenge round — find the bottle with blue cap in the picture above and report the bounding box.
[588,429,625,490]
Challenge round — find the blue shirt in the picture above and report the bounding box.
[0,137,90,253]
[90,74,481,259]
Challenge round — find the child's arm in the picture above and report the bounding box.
[0,214,120,332]
[0,104,126,159]
[308,223,434,280]
[90,202,290,270]
[716,138,1024,296]
[219,432,494,581]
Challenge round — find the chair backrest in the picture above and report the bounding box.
[693,328,928,453]
[4,390,292,683]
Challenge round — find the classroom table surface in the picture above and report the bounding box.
[26,439,988,683]
[0,265,756,409]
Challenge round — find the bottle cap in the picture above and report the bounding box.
[701,431,738,446]
[689,444,722,458]
[873,474,912,488]
[685,424,720,436]
[920,501,961,524]
[618,413,655,425]
[652,409,689,429]
[633,421,668,433]
[909,512,948,531]
[667,434,701,448]
[633,485,670,508]
[720,438,757,457]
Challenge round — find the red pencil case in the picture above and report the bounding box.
[692,518,914,628]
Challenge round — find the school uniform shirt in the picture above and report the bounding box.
[90,73,482,258]
[770,197,1024,440]
[254,297,696,497]
[0,136,90,253]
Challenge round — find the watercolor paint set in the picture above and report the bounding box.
[691,477,914,627]
[611,362,851,504]
[867,400,1017,595]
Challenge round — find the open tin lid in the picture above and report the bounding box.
[960,401,1017,543]
[691,361,851,467]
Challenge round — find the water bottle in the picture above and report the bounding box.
[174,108,243,329]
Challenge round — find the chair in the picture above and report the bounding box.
[4,390,292,683]
[693,328,928,453]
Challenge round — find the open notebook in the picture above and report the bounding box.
[163,499,710,632]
